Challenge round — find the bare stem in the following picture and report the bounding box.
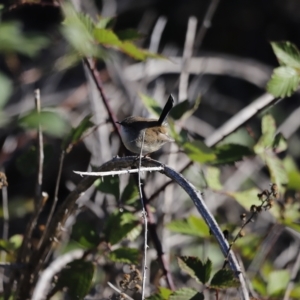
[38,150,65,249]
[34,89,44,210]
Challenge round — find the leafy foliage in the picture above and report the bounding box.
[147,287,173,300]
[210,269,240,289]
[169,288,204,300]
[183,140,216,163]
[205,167,223,191]
[226,188,262,210]
[61,4,160,63]
[71,221,101,248]
[0,22,48,56]
[19,110,70,137]
[95,176,120,199]
[267,66,300,98]
[178,256,212,284]
[213,144,253,164]
[267,270,290,296]
[108,247,140,264]
[271,41,300,68]
[267,41,300,97]
[62,114,94,152]
[167,215,209,237]
[103,210,139,245]
[56,259,95,300]
[120,179,139,205]
[254,114,288,190]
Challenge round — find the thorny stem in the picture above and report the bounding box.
[138,132,148,300]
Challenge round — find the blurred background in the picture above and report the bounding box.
[0,0,300,299]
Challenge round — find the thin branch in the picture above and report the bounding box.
[179,16,197,101]
[205,93,280,147]
[149,16,167,53]
[0,171,9,263]
[124,55,272,88]
[74,166,164,177]
[5,90,48,300]
[138,132,148,300]
[193,0,221,53]
[20,157,248,299]
[32,249,85,300]
[145,204,175,290]
[107,282,134,300]
[34,88,44,210]
[283,244,300,300]
[38,150,65,249]
[83,58,121,140]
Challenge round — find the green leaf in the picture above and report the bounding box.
[71,221,101,249]
[116,29,143,41]
[0,234,23,253]
[183,140,216,163]
[252,277,267,296]
[210,269,240,289]
[108,247,139,264]
[62,114,94,152]
[94,29,159,61]
[205,167,223,191]
[178,256,212,284]
[254,114,277,154]
[170,100,190,120]
[120,179,139,205]
[167,215,209,237]
[170,97,201,121]
[287,170,300,190]
[95,176,120,199]
[271,41,300,68]
[8,235,23,250]
[159,287,173,299]
[93,28,122,47]
[55,50,81,70]
[62,4,101,58]
[121,41,162,60]
[0,22,48,56]
[265,152,288,188]
[272,133,288,153]
[290,286,300,299]
[147,288,172,300]
[104,211,138,245]
[267,270,289,296]
[0,73,12,109]
[226,188,262,210]
[169,288,204,300]
[219,128,255,148]
[19,110,70,137]
[95,16,114,29]
[267,66,300,98]
[57,259,95,300]
[283,155,298,172]
[214,144,253,164]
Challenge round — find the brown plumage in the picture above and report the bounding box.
[117,95,175,155]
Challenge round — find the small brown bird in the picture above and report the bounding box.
[117,95,175,155]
